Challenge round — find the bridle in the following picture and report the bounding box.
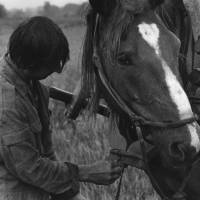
[92,13,199,200]
[93,51,199,200]
[94,54,197,129]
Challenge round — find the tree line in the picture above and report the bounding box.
[0,1,88,27]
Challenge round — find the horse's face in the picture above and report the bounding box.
[90,0,200,171]
[102,11,183,123]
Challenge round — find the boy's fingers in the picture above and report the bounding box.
[111,166,124,174]
[109,173,122,182]
[112,174,122,179]
[111,160,118,168]
[111,160,125,168]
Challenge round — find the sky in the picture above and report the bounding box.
[0,0,87,10]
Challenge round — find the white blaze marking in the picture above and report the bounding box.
[138,22,200,151]
[161,59,192,120]
[138,23,160,55]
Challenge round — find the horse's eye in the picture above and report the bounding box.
[118,54,132,66]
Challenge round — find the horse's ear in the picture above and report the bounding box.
[149,0,165,9]
[89,0,116,16]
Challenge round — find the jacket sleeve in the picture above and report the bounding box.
[0,83,79,195]
[38,83,58,161]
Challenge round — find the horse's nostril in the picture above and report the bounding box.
[169,142,196,166]
[170,142,185,163]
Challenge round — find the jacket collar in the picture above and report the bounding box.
[1,54,32,96]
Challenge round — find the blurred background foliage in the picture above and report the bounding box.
[0,1,88,28]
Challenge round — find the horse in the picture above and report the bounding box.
[68,0,200,199]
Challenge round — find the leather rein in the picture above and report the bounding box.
[92,14,199,200]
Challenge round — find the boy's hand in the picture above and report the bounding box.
[79,160,123,185]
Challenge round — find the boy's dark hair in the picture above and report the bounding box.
[8,16,69,71]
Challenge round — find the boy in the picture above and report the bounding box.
[0,16,122,200]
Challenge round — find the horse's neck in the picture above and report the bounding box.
[157,0,195,87]
[157,0,187,39]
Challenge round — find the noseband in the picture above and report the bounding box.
[92,14,199,200]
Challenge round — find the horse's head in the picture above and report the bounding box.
[82,0,200,191]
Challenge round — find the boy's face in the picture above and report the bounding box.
[25,64,64,80]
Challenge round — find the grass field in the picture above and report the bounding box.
[0,24,160,200]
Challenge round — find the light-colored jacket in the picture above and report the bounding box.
[0,56,79,200]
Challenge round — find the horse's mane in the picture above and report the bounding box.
[81,6,134,115]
